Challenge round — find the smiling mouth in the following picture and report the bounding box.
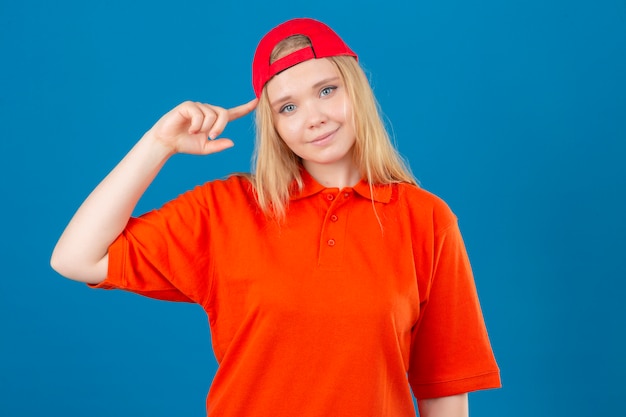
[310,128,338,144]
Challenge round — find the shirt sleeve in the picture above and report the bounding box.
[90,184,214,305]
[408,218,501,399]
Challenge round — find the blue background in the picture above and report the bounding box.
[1,0,625,415]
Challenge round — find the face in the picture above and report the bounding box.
[266,58,357,178]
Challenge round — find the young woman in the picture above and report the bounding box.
[51,18,500,417]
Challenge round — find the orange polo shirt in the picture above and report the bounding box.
[94,171,500,416]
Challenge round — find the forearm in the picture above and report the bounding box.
[51,132,172,284]
[417,393,468,417]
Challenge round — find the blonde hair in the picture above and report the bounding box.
[251,35,417,218]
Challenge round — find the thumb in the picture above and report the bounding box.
[199,138,235,155]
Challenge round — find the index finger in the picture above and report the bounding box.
[227,98,258,121]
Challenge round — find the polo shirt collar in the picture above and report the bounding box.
[291,169,392,203]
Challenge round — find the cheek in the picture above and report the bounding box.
[275,118,303,145]
[333,95,352,124]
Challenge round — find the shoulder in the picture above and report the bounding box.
[392,183,457,232]
[198,173,254,193]
[191,174,258,210]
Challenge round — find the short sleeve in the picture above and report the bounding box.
[408,220,501,399]
[90,184,214,305]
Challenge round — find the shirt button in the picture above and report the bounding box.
[326,194,334,201]
[327,239,336,246]
[343,192,350,198]
[330,214,338,222]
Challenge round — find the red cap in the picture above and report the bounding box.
[252,18,357,97]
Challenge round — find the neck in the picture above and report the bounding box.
[303,159,361,189]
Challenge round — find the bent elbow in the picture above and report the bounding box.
[50,247,69,277]
[50,247,107,285]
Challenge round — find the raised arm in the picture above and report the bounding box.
[50,99,257,284]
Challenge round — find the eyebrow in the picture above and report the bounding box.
[270,76,342,108]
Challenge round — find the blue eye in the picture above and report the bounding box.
[280,104,296,113]
[320,86,337,97]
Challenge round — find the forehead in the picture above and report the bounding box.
[266,58,341,100]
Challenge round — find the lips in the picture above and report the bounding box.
[309,128,338,145]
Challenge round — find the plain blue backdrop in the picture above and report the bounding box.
[1,0,625,415]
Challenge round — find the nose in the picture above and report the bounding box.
[305,101,327,128]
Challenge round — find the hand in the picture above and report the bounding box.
[148,99,258,156]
